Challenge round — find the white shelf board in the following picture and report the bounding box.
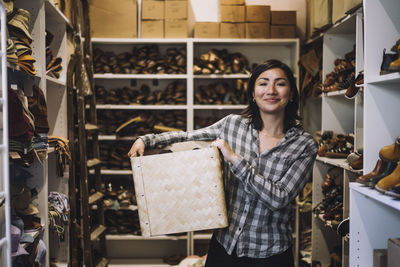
[193,234,212,240]
[96,104,187,110]
[44,0,70,25]
[89,169,132,175]
[109,258,170,267]
[193,38,299,45]
[106,234,188,241]
[92,38,188,44]
[94,74,187,79]
[105,205,137,211]
[323,90,347,97]
[193,105,247,110]
[194,74,249,79]
[366,72,400,85]
[327,11,358,35]
[91,37,299,45]
[99,135,135,141]
[350,182,400,213]
[316,156,362,173]
[46,75,66,87]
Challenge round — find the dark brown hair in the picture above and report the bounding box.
[241,59,301,132]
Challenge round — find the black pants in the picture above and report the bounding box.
[205,235,294,267]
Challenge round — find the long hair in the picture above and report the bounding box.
[241,59,301,132]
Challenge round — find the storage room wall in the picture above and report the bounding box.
[190,0,307,39]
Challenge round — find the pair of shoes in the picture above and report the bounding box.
[345,70,364,99]
[356,159,387,185]
[318,134,354,158]
[380,39,400,74]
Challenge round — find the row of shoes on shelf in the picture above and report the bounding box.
[321,46,364,99]
[97,110,186,136]
[93,46,186,74]
[99,141,131,170]
[313,167,344,227]
[380,39,400,74]
[95,81,186,105]
[195,80,248,105]
[194,49,250,75]
[356,136,400,198]
[104,209,141,235]
[103,183,136,209]
[316,131,361,166]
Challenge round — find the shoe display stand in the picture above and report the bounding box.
[6,1,70,267]
[349,0,400,267]
[305,9,364,267]
[92,38,299,265]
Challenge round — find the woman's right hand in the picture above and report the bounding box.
[128,138,145,157]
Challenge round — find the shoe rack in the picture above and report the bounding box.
[6,1,70,267]
[91,37,299,265]
[349,0,400,267]
[304,8,364,267]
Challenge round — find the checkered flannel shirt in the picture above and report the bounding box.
[139,114,318,258]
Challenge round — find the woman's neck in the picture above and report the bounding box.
[259,113,285,137]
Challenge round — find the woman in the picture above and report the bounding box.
[128,59,318,267]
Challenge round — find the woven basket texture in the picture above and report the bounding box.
[131,145,228,237]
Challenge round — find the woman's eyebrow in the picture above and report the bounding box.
[257,77,288,82]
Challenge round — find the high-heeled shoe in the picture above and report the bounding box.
[379,136,400,162]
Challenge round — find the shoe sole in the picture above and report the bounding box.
[375,184,387,194]
[355,178,369,185]
[385,190,400,199]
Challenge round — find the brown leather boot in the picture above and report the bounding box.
[356,159,387,185]
[376,161,400,192]
[379,137,400,161]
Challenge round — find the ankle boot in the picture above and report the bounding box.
[356,159,387,185]
[375,161,400,192]
[379,137,400,162]
[369,161,397,188]
[388,44,400,72]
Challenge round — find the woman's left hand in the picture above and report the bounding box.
[211,138,238,164]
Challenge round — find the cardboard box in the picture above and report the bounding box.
[388,238,400,267]
[332,0,345,24]
[89,0,137,38]
[194,22,220,38]
[271,25,296,38]
[141,20,164,38]
[142,0,164,20]
[220,0,245,5]
[131,141,228,236]
[311,0,332,30]
[373,249,388,267]
[245,23,270,39]
[220,5,245,22]
[165,20,188,38]
[271,11,296,25]
[220,23,245,38]
[246,5,271,22]
[165,1,187,19]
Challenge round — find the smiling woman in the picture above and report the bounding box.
[128,59,317,267]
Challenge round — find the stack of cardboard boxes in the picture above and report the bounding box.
[271,11,297,38]
[141,0,188,38]
[194,0,296,39]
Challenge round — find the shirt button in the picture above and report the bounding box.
[238,227,242,231]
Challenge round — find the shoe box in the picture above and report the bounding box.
[89,0,138,38]
[194,22,220,38]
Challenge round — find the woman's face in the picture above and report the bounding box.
[253,68,292,116]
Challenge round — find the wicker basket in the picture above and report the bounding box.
[131,141,228,237]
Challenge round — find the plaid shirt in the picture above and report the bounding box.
[140,114,318,258]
